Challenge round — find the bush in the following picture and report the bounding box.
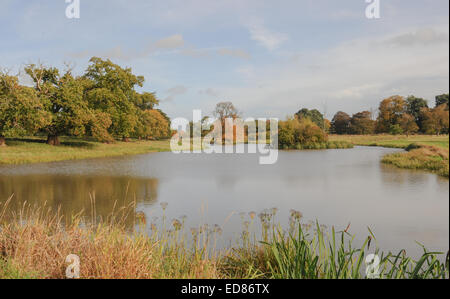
[389,124,403,135]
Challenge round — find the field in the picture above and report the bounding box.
[329,134,449,149]
[0,137,172,165]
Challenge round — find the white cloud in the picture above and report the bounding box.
[221,24,449,118]
[246,20,289,51]
[383,27,449,47]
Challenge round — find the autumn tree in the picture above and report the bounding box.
[421,105,449,135]
[349,111,376,135]
[398,113,419,136]
[213,102,240,142]
[135,109,170,140]
[376,96,407,133]
[295,108,325,129]
[0,72,49,146]
[331,111,351,134]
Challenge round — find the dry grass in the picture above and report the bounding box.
[0,200,448,279]
[382,145,449,178]
[0,199,220,279]
[329,134,449,149]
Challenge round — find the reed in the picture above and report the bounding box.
[0,199,448,279]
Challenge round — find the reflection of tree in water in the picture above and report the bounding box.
[0,175,159,228]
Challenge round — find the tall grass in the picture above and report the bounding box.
[0,199,448,279]
[382,145,449,178]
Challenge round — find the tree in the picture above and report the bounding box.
[213,102,240,142]
[0,72,49,146]
[406,96,428,129]
[84,57,141,142]
[420,105,449,135]
[24,64,92,145]
[331,111,351,134]
[295,108,324,129]
[136,109,170,140]
[435,94,449,109]
[278,117,327,149]
[376,96,407,133]
[398,113,419,136]
[349,111,375,135]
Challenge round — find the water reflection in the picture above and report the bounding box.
[0,146,448,258]
[0,175,159,227]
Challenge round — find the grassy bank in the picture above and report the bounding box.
[0,137,172,165]
[329,134,449,149]
[0,201,448,279]
[330,135,449,177]
[281,141,354,150]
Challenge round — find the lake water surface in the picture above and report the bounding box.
[0,146,448,257]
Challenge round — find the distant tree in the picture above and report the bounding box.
[406,96,428,129]
[278,117,327,149]
[213,102,240,142]
[435,94,449,109]
[389,124,403,135]
[295,108,324,129]
[295,118,327,144]
[0,72,49,146]
[331,111,351,134]
[349,111,376,135]
[24,64,92,145]
[420,105,449,135]
[398,113,419,136]
[213,102,240,121]
[376,96,407,133]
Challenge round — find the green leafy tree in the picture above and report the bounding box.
[406,96,428,129]
[25,64,92,145]
[0,72,49,146]
[295,108,325,129]
[435,94,449,110]
[331,111,351,134]
[84,57,142,142]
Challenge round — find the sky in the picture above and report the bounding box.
[0,0,449,120]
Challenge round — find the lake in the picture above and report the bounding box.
[0,146,448,258]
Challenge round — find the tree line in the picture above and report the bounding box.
[278,94,449,149]
[0,57,171,146]
[331,94,449,136]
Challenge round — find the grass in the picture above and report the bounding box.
[0,200,448,279]
[0,137,172,165]
[382,145,449,178]
[281,141,354,150]
[330,135,449,178]
[329,134,449,149]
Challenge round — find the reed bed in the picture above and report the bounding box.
[0,199,448,279]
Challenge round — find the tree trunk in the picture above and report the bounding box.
[0,136,6,147]
[122,137,130,142]
[47,135,60,146]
